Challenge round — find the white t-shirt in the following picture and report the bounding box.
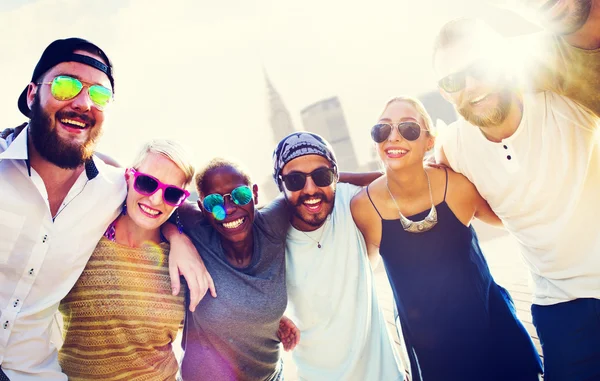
[0,127,126,380]
[437,91,600,306]
[285,183,403,381]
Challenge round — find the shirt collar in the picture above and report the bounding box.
[0,124,100,180]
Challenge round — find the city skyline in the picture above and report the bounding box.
[0,0,539,188]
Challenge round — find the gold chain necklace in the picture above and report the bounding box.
[386,170,438,233]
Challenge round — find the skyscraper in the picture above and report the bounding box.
[261,71,296,202]
[265,71,296,145]
[300,96,359,172]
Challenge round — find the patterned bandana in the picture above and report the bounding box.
[272,132,338,189]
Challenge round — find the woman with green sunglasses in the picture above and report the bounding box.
[178,157,294,381]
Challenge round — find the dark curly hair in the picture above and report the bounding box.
[194,157,252,198]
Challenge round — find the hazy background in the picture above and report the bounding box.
[0,0,539,188]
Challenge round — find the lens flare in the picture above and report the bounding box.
[212,205,226,221]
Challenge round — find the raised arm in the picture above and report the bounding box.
[350,189,382,268]
[514,33,600,117]
[339,171,383,187]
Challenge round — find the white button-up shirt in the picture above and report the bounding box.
[0,127,126,380]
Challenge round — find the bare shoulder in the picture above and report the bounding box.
[350,183,376,216]
[439,167,480,225]
[445,168,478,199]
[350,180,384,225]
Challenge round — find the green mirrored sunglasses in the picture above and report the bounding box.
[202,185,253,221]
[38,75,112,109]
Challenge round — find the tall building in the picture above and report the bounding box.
[261,71,297,203]
[265,71,296,145]
[300,96,359,172]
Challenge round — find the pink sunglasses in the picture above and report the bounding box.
[128,168,190,207]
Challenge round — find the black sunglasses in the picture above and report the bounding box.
[437,62,499,93]
[371,122,428,143]
[279,167,336,192]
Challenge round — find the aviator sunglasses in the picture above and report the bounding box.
[129,168,190,207]
[37,75,113,109]
[371,121,428,143]
[279,167,336,192]
[202,185,254,220]
[437,62,500,93]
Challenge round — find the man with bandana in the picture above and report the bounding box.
[272,132,404,381]
[0,38,210,380]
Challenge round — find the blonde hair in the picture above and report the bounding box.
[131,139,195,186]
[381,96,434,135]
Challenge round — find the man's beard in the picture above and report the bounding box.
[458,89,513,128]
[287,190,335,228]
[29,96,100,169]
[543,0,592,35]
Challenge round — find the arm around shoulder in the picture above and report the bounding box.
[339,171,383,187]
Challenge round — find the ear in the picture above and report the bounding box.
[252,184,259,205]
[26,83,37,110]
[426,134,436,152]
[197,199,209,218]
[124,168,131,181]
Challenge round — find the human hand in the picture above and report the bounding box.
[277,315,300,351]
[165,226,217,312]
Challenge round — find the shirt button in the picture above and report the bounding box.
[3,321,8,329]
[503,145,508,149]
[507,155,512,160]
[13,299,19,307]
[29,268,34,275]
[42,234,48,243]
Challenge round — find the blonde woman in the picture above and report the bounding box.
[350,97,542,381]
[59,140,194,380]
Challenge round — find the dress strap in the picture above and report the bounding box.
[366,184,383,219]
[443,167,449,201]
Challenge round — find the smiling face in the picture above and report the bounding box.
[281,154,336,231]
[125,152,187,231]
[521,0,593,34]
[434,39,516,129]
[26,50,111,169]
[199,165,257,245]
[376,100,434,171]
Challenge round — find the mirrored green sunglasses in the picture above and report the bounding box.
[38,75,113,109]
[202,185,253,221]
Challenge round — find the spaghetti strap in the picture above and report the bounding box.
[366,184,383,219]
[443,167,449,201]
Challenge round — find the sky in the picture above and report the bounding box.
[0,0,539,188]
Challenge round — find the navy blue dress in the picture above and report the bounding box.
[367,172,542,381]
